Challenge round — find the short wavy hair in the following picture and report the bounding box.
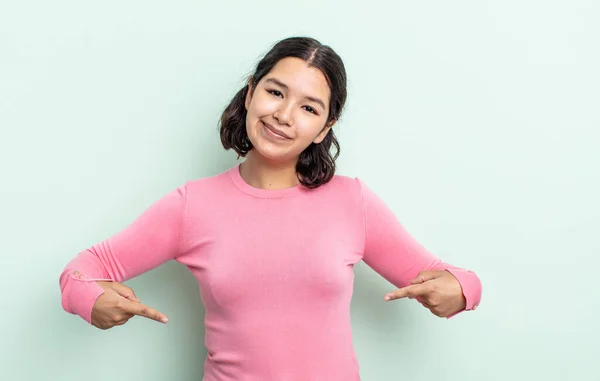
[219,36,347,189]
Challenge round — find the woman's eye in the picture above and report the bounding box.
[266,89,317,115]
[303,106,317,115]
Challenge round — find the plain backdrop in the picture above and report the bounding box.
[1,1,598,380]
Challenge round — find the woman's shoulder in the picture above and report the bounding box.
[330,171,373,191]
[325,174,386,208]
[174,167,369,203]
[318,173,365,201]
[328,173,361,188]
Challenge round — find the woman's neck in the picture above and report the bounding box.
[240,152,300,190]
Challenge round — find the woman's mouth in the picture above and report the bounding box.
[262,121,291,140]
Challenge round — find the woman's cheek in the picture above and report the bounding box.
[295,118,320,139]
[256,93,278,114]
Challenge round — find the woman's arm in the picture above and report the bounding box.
[357,179,482,317]
[59,183,188,324]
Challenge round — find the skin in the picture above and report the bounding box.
[90,57,465,330]
[91,281,168,330]
[385,270,467,318]
[240,57,336,190]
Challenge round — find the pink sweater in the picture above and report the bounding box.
[60,164,482,380]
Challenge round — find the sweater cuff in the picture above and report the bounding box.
[444,268,482,319]
[61,273,107,324]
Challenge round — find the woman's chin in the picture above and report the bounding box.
[251,143,297,164]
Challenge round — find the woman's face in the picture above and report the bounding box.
[244,57,334,164]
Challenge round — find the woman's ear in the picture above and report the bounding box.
[313,118,337,144]
[244,78,254,111]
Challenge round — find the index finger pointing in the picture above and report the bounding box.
[385,283,429,301]
[120,300,169,324]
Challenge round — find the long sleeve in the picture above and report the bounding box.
[59,183,187,324]
[357,179,482,317]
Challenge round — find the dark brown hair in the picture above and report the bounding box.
[219,36,347,188]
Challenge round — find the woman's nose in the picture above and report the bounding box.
[273,104,293,126]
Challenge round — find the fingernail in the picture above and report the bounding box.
[161,317,169,324]
[384,296,391,301]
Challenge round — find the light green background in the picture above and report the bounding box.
[1,1,598,380]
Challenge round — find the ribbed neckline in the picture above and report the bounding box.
[228,163,308,198]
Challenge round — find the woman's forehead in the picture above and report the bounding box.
[262,57,330,103]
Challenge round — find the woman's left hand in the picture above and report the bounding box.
[384,270,466,318]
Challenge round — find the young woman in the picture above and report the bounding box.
[60,36,482,380]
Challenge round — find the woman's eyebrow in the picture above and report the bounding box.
[264,77,326,110]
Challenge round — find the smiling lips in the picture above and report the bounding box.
[262,121,291,140]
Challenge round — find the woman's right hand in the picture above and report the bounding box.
[91,281,169,330]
